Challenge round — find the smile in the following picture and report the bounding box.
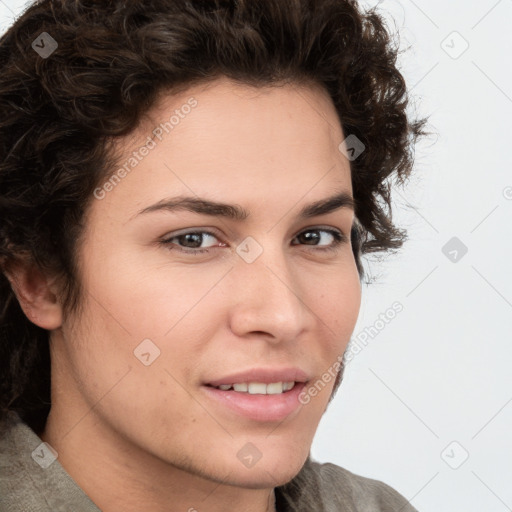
[208,381,296,394]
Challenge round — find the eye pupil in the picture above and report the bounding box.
[300,231,320,245]
[180,233,202,248]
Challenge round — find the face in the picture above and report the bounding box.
[52,76,361,489]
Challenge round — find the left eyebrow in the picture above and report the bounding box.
[132,191,355,221]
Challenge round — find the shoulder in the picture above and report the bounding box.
[0,411,42,510]
[276,457,418,512]
[311,460,418,510]
[0,411,101,512]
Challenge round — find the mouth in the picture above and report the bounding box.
[201,379,308,422]
[205,381,298,395]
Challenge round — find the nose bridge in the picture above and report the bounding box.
[228,240,311,340]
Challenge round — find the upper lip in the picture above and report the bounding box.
[205,367,310,387]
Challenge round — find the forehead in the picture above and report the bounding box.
[97,77,351,221]
[134,75,345,161]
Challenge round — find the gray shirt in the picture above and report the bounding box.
[0,411,418,511]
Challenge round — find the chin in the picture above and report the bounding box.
[223,449,308,489]
[226,467,301,490]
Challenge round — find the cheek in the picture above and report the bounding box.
[61,283,200,436]
[82,238,227,341]
[67,257,227,388]
[314,264,361,339]
[296,271,360,414]
[304,265,360,404]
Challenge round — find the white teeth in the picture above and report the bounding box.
[248,382,267,394]
[283,381,295,391]
[215,381,296,394]
[266,382,284,394]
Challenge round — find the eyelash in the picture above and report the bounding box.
[160,228,347,256]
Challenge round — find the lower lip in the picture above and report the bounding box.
[201,382,307,422]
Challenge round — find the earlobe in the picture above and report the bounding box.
[3,258,63,330]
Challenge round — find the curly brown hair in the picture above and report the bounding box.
[0,0,427,438]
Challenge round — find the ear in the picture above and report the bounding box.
[3,257,63,330]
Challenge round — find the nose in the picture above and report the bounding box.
[227,243,314,343]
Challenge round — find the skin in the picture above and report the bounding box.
[7,76,361,512]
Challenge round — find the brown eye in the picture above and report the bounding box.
[293,228,346,251]
[160,230,222,254]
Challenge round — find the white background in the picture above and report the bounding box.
[1,1,511,511]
